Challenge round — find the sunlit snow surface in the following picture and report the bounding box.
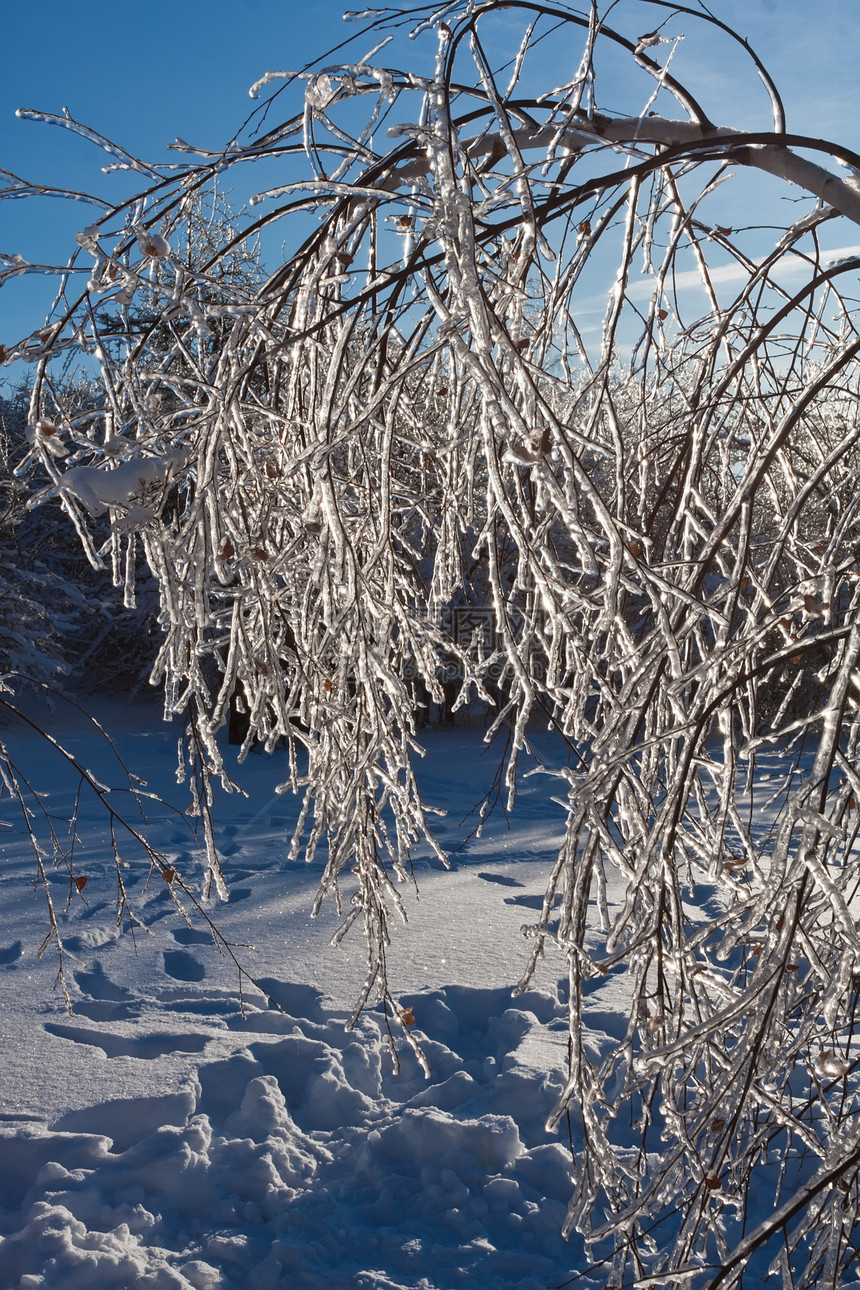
[0,697,605,1290]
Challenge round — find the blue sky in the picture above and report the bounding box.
[2,0,859,361]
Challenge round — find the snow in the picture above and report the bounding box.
[0,697,591,1290]
[59,457,171,517]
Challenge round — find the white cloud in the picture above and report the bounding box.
[625,244,860,300]
[570,244,860,318]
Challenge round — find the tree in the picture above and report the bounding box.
[7,2,860,1283]
[0,380,162,695]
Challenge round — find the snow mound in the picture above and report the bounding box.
[0,981,578,1290]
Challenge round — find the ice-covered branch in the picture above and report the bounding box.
[14,2,860,1282]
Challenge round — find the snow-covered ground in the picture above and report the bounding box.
[0,696,599,1290]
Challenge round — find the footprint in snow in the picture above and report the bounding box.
[73,999,141,1023]
[171,927,212,947]
[163,949,206,982]
[62,929,116,953]
[44,1022,208,1060]
[52,1089,195,1152]
[73,961,133,1001]
[255,978,326,1023]
[0,941,23,965]
[477,872,524,888]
